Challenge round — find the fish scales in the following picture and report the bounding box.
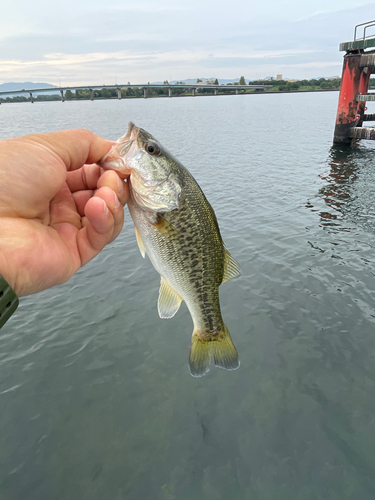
[100,123,240,377]
[134,166,223,331]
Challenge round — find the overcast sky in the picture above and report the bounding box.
[0,0,373,85]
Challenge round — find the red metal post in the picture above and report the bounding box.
[357,67,371,125]
[333,53,370,143]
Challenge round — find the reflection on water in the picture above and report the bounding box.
[313,142,375,235]
[2,93,375,499]
[317,144,358,227]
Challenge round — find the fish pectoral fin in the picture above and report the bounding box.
[134,226,146,258]
[189,324,240,377]
[222,249,241,283]
[158,277,182,319]
[151,214,180,239]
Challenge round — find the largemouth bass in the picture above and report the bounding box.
[100,123,240,377]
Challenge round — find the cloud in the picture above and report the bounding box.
[0,1,372,83]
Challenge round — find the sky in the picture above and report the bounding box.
[0,0,374,86]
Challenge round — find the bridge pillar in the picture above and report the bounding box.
[192,88,196,96]
[169,87,172,97]
[60,90,65,102]
[144,88,147,99]
[89,89,94,101]
[117,88,121,100]
[236,88,239,95]
[214,88,218,95]
[29,92,34,104]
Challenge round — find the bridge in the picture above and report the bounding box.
[0,83,273,103]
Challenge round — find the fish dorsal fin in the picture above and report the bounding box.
[158,277,182,319]
[134,226,146,258]
[222,249,241,283]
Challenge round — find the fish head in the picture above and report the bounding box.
[99,122,181,212]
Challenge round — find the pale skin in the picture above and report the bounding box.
[0,129,129,297]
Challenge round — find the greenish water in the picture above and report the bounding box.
[1,92,375,499]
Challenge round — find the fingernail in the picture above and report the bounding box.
[113,191,120,208]
[117,176,125,193]
[102,199,109,215]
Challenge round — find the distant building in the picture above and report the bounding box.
[276,74,283,81]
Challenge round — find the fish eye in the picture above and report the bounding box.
[145,142,160,155]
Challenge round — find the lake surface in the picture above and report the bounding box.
[1,92,375,499]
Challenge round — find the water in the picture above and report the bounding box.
[1,93,375,499]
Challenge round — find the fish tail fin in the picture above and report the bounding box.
[189,324,240,377]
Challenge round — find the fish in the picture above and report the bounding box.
[99,122,240,377]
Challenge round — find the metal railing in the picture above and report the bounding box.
[354,20,375,41]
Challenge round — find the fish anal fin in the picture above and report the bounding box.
[189,324,240,377]
[158,277,182,319]
[222,249,241,283]
[134,226,146,258]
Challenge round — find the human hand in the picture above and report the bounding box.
[0,129,129,297]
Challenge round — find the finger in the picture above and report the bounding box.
[93,186,124,242]
[28,129,115,172]
[97,170,129,206]
[77,196,114,266]
[50,183,82,229]
[72,190,94,217]
[66,164,101,192]
[72,173,129,219]
[77,196,115,266]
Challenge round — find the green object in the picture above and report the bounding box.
[0,275,19,328]
[339,38,375,52]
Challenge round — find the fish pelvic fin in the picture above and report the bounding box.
[189,324,240,377]
[134,226,146,258]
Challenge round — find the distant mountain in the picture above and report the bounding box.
[0,82,60,98]
[0,82,57,92]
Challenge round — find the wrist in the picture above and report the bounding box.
[0,274,19,328]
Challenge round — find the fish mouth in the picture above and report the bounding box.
[99,122,139,177]
[98,122,156,178]
[123,122,137,141]
[126,122,155,146]
[116,122,153,155]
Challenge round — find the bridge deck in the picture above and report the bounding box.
[0,84,272,97]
